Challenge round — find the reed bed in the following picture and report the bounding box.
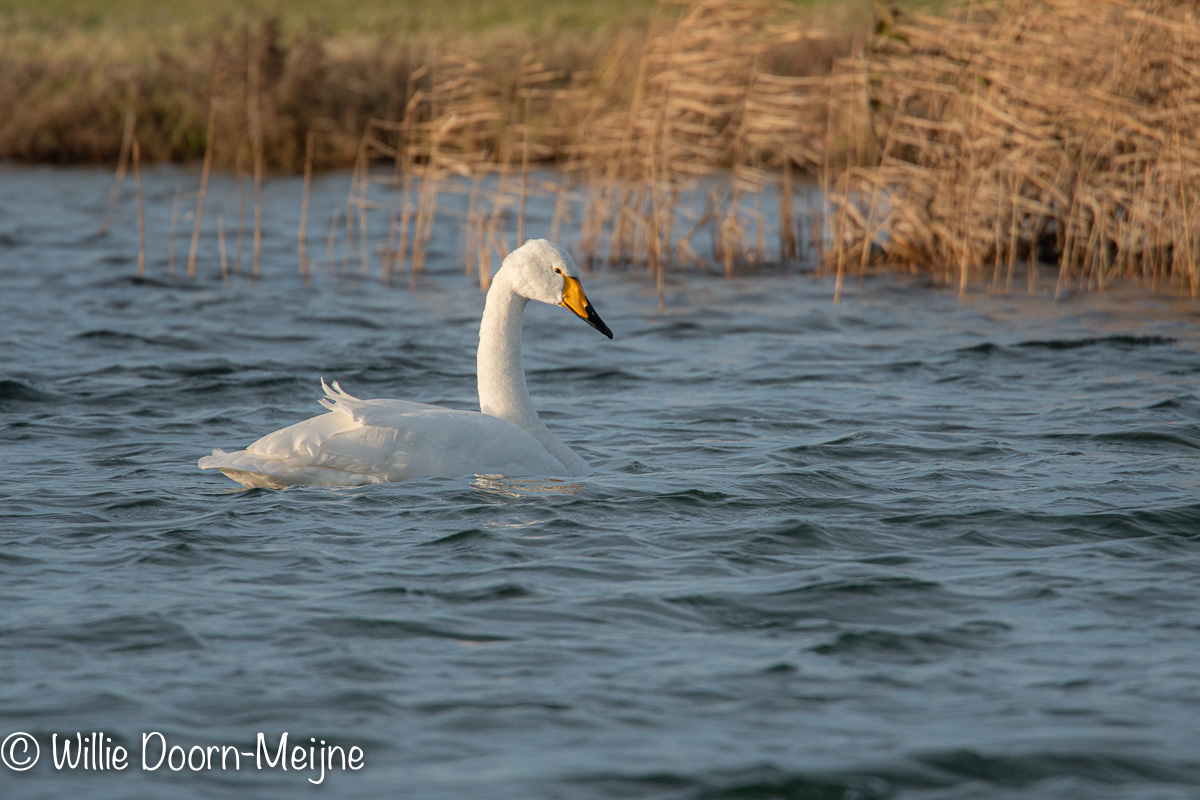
[826,0,1200,296]
[563,0,844,274]
[336,0,852,301]
[0,18,618,171]
[86,0,1200,298]
[58,1,852,289]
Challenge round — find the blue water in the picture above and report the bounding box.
[3,163,1200,799]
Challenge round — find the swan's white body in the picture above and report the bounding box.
[199,239,612,489]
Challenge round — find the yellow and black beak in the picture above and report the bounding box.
[561,276,614,339]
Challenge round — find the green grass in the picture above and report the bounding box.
[0,0,869,168]
[0,0,877,39]
[0,0,657,37]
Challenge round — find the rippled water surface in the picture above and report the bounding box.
[3,164,1200,799]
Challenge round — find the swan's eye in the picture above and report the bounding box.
[553,267,563,276]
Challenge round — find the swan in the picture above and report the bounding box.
[198,239,613,488]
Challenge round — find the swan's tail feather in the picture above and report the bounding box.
[318,377,361,413]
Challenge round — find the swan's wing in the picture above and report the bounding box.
[199,380,566,487]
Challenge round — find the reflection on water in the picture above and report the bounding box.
[472,474,587,498]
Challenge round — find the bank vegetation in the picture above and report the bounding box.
[6,0,1198,296]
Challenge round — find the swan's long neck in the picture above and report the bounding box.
[477,272,588,474]
[478,273,535,427]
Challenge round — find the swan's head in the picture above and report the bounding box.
[502,239,614,339]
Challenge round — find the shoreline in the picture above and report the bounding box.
[0,2,859,171]
[8,0,1199,296]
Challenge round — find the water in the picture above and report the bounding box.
[3,163,1200,799]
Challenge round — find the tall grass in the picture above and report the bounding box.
[826,0,1200,296]
[340,0,853,304]
[72,0,1200,297]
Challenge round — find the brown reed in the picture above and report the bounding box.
[234,155,246,274]
[299,130,314,283]
[321,0,853,287]
[325,208,342,271]
[167,185,181,276]
[133,140,146,277]
[97,0,1200,299]
[217,214,229,282]
[99,110,136,236]
[247,34,265,279]
[824,0,1200,295]
[84,2,854,287]
[187,83,218,279]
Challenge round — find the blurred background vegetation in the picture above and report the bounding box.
[7,0,1196,295]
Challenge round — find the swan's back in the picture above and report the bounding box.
[199,381,580,488]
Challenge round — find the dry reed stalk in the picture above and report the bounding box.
[218,214,229,282]
[341,199,355,273]
[475,209,491,291]
[488,216,509,269]
[464,168,483,278]
[364,129,401,283]
[753,190,765,264]
[549,177,570,245]
[350,146,372,275]
[380,125,412,285]
[517,143,530,248]
[475,173,521,291]
[1175,130,1199,296]
[133,140,146,278]
[247,36,265,278]
[298,130,314,282]
[380,233,396,286]
[516,57,533,247]
[99,110,136,236]
[187,85,218,279]
[778,158,795,262]
[359,191,371,278]
[409,165,440,286]
[325,209,342,271]
[167,185,181,276]
[395,170,415,283]
[1004,171,1018,293]
[234,150,246,274]
[832,172,851,303]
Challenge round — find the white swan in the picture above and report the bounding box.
[199,239,613,488]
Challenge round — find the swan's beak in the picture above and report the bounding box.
[561,276,614,339]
